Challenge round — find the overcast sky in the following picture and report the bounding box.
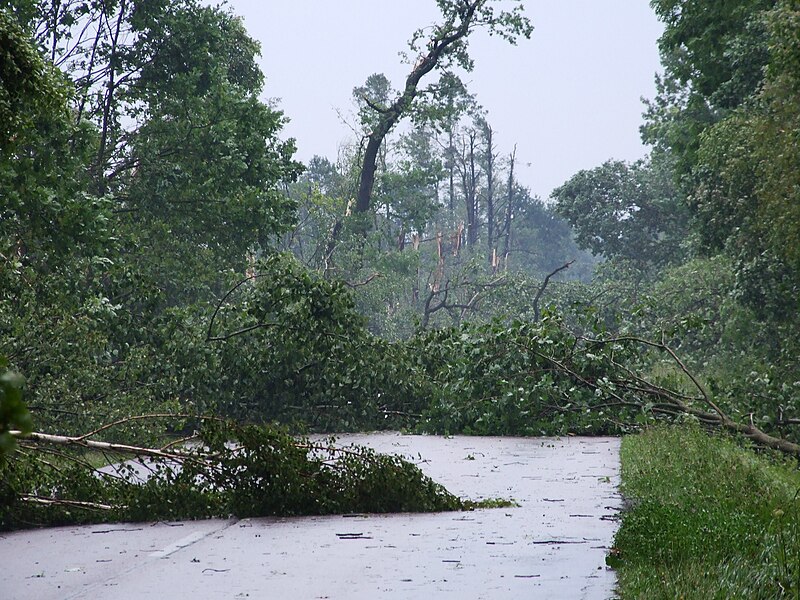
[224,1,664,200]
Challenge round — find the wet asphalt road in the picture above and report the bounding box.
[1,434,621,599]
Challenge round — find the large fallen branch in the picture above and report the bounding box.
[530,331,800,458]
[3,418,467,529]
[20,496,116,511]
[592,335,800,457]
[11,430,201,462]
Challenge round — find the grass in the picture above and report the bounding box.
[613,425,800,599]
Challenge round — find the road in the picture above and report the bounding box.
[1,434,621,599]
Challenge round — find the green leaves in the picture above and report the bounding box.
[1,421,462,529]
[644,0,773,177]
[0,9,68,155]
[552,157,689,270]
[121,3,303,274]
[408,315,641,437]
[0,359,31,457]
[1,0,308,437]
[421,1,533,72]
[682,1,800,321]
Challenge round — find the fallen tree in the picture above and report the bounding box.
[2,418,466,530]
[5,312,798,531]
[547,333,800,457]
[411,314,800,458]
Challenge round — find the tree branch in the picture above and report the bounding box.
[206,273,270,342]
[75,413,222,442]
[345,272,381,289]
[359,94,391,114]
[532,261,574,321]
[11,430,203,463]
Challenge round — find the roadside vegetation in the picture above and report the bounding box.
[614,425,800,599]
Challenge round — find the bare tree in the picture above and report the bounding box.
[500,146,517,270]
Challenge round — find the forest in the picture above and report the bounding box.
[1,0,799,595]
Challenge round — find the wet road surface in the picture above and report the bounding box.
[1,434,621,599]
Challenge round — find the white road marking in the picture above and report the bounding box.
[149,531,210,558]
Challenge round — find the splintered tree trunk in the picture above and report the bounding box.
[501,147,516,269]
[484,125,496,267]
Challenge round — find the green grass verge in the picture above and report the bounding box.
[613,425,800,599]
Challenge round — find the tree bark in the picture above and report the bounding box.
[447,127,456,212]
[501,146,516,269]
[458,130,480,247]
[483,124,496,267]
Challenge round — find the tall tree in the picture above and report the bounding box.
[457,127,481,247]
[499,146,516,269]
[642,0,775,176]
[552,157,689,270]
[354,0,531,217]
[417,71,478,213]
[687,0,800,319]
[1,1,303,433]
[478,118,498,266]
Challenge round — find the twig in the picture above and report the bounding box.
[206,273,269,342]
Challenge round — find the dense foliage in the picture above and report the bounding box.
[551,0,800,443]
[2,0,799,532]
[1,1,302,438]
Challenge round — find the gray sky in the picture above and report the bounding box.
[225,1,664,200]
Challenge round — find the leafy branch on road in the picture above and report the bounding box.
[1,418,464,530]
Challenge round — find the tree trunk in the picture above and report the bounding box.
[94,0,127,196]
[353,2,483,215]
[447,127,456,213]
[484,124,496,267]
[465,132,479,247]
[457,133,479,249]
[501,147,516,269]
